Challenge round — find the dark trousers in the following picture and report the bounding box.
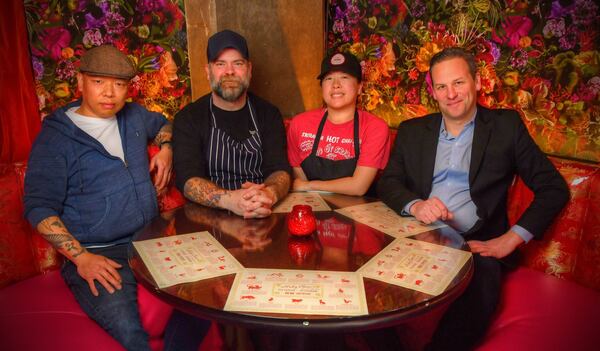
[427,254,503,351]
[62,244,210,351]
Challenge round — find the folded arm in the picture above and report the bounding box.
[292,166,377,196]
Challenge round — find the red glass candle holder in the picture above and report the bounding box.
[287,204,316,237]
[288,236,318,266]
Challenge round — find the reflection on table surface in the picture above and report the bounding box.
[130,193,473,330]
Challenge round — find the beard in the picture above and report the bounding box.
[209,73,250,102]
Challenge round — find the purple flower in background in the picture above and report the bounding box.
[136,0,165,13]
[104,11,127,35]
[588,77,600,94]
[559,29,577,50]
[335,6,346,21]
[84,12,105,30]
[572,0,599,27]
[333,19,346,34]
[32,56,44,80]
[542,18,565,38]
[345,1,362,25]
[82,29,103,47]
[550,0,575,18]
[411,0,426,18]
[509,48,528,69]
[489,41,501,65]
[56,59,76,80]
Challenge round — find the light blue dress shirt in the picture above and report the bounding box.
[404,111,533,242]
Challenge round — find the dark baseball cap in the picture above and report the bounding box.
[79,45,137,80]
[207,30,249,62]
[317,52,362,82]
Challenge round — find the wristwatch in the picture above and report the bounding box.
[159,140,172,149]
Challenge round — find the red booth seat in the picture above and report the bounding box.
[0,270,171,350]
[1,144,599,350]
[476,267,600,351]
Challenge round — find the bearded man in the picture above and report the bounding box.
[173,30,291,218]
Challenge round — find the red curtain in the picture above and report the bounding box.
[0,0,41,163]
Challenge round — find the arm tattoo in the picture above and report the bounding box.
[37,217,87,259]
[184,177,229,208]
[264,171,291,203]
[154,123,173,146]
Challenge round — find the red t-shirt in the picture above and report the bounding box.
[287,108,390,169]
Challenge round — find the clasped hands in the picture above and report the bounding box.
[229,182,277,218]
[410,197,522,259]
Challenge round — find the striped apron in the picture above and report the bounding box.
[207,97,264,190]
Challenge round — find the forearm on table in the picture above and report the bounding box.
[36,216,87,262]
[183,177,232,209]
[263,170,291,203]
[310,167,377,196]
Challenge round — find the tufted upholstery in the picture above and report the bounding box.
[0,162,60,289]
[507,157,600,290]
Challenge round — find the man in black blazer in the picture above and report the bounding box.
[378,47,569,350]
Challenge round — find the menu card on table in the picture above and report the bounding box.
[224,269,368,316]
[133,232,243,288]
[272,192,331,213]
[358,238,471,296]
[335,201,446,238]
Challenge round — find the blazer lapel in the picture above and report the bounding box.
[469,107,493,184]
[421,115,441,196]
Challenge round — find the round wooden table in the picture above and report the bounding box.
[129,193,473,333]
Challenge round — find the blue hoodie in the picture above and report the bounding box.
[24,101,167,246]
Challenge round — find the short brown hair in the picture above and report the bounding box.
[429,47,477,81]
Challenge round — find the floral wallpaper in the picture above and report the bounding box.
[25,0,190,120]
[327,0,600,162]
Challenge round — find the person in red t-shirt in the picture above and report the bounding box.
[287,52,390,196]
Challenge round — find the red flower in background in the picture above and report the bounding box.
[492,16,533,49]
[32,28,72,61]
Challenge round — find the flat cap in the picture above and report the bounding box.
[79,45,137,80]
[207,30,249,62]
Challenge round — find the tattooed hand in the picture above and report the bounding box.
[36,216,123,296]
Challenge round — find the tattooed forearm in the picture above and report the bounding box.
[184,177,229,208]
[37,216,87,260]
[264,171,291,203]
[44,234,87,257]
[154,123,173,146]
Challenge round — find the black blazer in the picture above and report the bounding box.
[378,106,569,243]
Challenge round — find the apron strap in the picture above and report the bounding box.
[310,110,360,158]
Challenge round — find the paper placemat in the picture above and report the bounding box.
[335,201,446,237]
[358,237,471,296]
[272,192,331,213]
[224,268,367,316]
[133,232,243,288]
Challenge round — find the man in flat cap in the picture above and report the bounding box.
[173,29,291,218]
[24,45,208,350]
